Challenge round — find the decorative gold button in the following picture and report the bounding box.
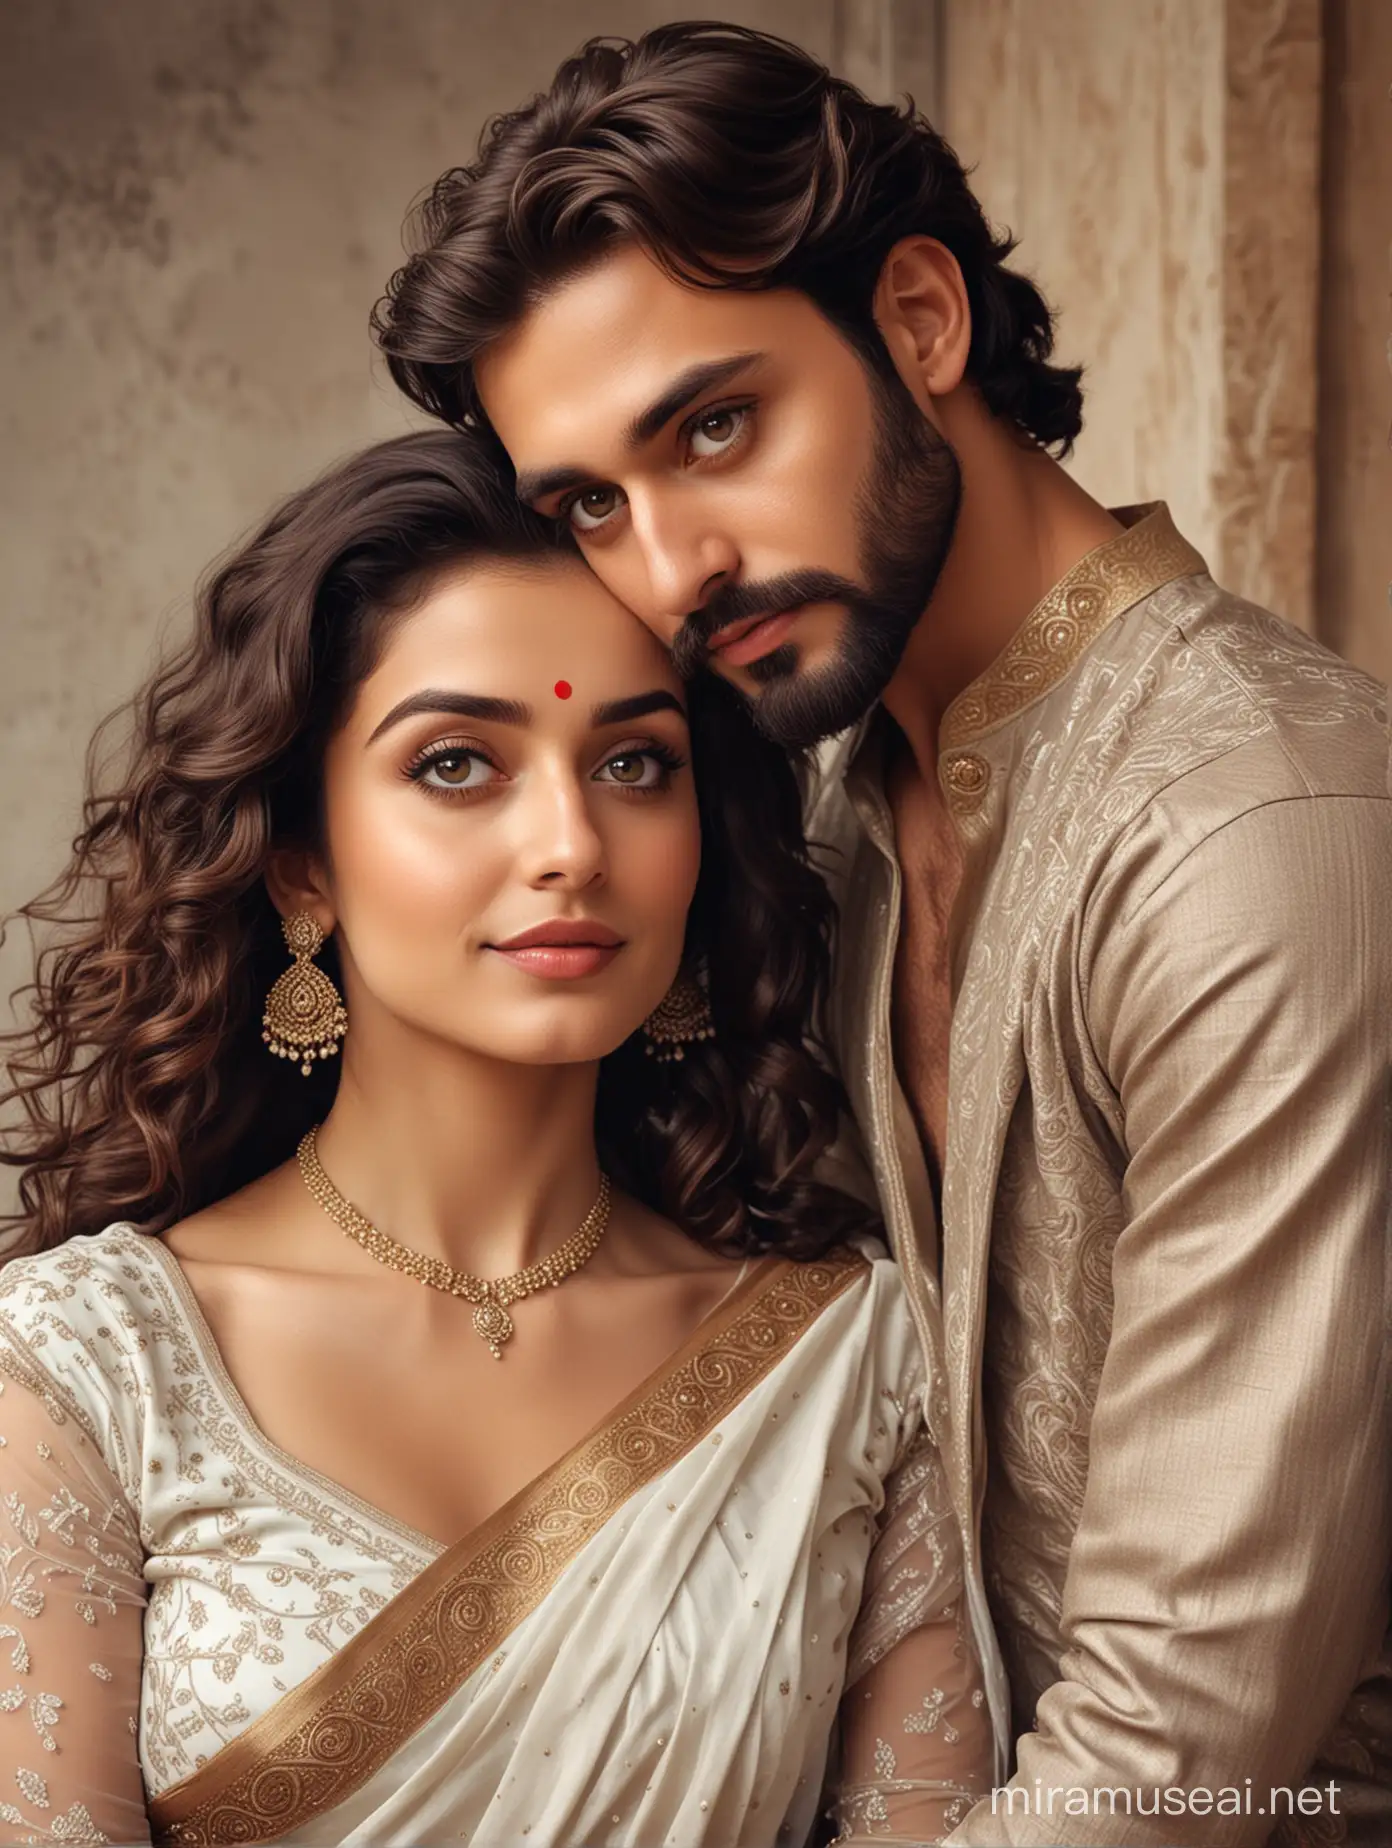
[944,753,989,795]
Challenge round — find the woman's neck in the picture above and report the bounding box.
[308,1027,605,1281]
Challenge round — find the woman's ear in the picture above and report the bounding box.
[264,847,335,938]
[872,235,972,412]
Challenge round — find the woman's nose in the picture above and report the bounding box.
[522,768,607,889]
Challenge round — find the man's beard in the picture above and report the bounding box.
[671,366,962,750]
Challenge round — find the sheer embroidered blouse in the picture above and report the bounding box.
[0,1227,990,1846]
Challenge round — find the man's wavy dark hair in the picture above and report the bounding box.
[373,20,1083,453]
[1,430,875,1262]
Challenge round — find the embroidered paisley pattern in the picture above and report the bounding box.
[938,505,1204,754]
[813,500,1392,1830]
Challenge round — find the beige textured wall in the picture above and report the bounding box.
[943,0,1324,635]
[1318,0,1392,681]
[0,0,838,978]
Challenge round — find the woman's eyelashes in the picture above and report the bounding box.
[403,737,688,803]
[594,740,688,792]
[404,740,500,798]
[560,400,757,535]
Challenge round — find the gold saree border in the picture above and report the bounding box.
[939,502,1207,754]
[148,1247,869,1846]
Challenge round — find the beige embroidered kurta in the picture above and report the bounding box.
[809,505,1392,1845]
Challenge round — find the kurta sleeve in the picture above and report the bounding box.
[829,1428,994,1844]
[950,794,1392,1845]
[0,1367,149,1847]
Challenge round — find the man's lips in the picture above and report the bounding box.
[707,607,800,669]
[486,919,625,981]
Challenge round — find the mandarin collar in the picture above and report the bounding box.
[845,502,1206,834]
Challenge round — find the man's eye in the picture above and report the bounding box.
[688,406,747,459]
[568,486,624,533]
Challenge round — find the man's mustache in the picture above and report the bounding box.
[671,568,865,678]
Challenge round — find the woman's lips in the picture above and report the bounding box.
[487,921,625,981]
[489,943,622,979]
[708,608,799,668]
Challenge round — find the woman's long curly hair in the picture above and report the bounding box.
[1,430,875,1263]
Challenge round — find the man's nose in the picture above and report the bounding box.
[629,491,739,640]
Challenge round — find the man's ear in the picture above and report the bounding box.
[264,847,335,940]
[872,236,972,411]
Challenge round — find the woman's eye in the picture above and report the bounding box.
[568,485,624,533]
[417,750,496,792]
[688,406,747,459]
[598,751,666,790]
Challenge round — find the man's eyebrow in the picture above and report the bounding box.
[513,351,765,507]
[590,690,687,727]
[366,691,532,744]
[514,463,591,507]
[623,351,764,449]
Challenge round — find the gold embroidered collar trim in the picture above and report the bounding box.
[148,1247,869,1846]
[939,502,1206,752]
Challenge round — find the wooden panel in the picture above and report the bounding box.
[1218,0,1322,634]
[834,0,894,98]
[942,0,1322,632]
[1317,0,1392,677]
[834,0,943,118]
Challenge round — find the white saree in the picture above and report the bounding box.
[0,1227,990,1847]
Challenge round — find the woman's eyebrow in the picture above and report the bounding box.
[366,691,532,744]
[590,690,687,725]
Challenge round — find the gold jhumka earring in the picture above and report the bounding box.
[642,969,715,1063]
[262,913,348,1077]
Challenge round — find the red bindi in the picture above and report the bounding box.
[553,680,573,700]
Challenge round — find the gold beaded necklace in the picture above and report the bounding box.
[296,1128,613,1360]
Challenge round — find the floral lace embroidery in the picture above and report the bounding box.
[846,1427,957,1683]
[828,1399,989,1844]
[0,1790,111,1846]
[903,1686,958,1742]
[0,1229,441,1795]
[0,1376,141,1845]
[833,1736,976,1837]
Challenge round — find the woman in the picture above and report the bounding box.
[0,431,991,1846]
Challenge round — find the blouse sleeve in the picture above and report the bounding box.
[0,1370,149,1846]
[828,1428,994,1846]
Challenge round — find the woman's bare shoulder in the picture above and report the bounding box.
[158,1161,314,1273]
[602,1189,750,1282]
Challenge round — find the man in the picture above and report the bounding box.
[372,22,1391,1843]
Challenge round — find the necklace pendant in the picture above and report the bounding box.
[472,1298,514,1360]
